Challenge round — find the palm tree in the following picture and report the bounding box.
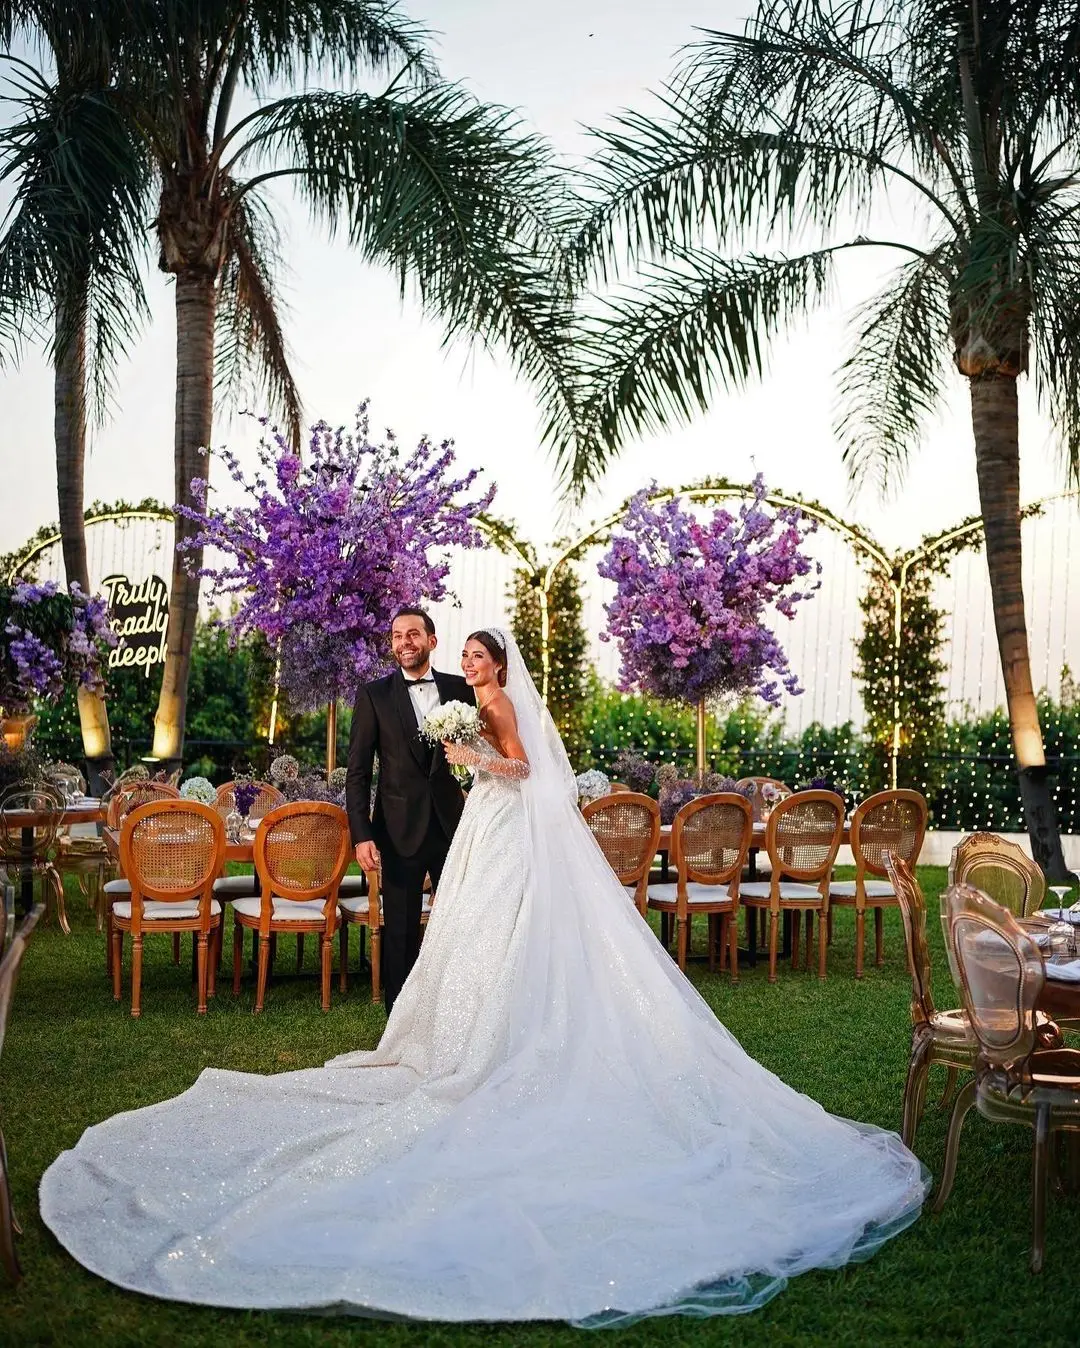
[0,5,149,776]
[558,0,1079,877]
[93,0,575,765]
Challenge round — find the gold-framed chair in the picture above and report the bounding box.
[582,792,662,917]
[740,790,845,982]
[111,800,226,1017]
[937,882,1079,1272]
[231,802,349,1013]
[948,832,1046,918]
[883,852,978,1148]
[338,865,382,1003]
[647,793,753,975]
[0,902,43,1284]
[0,788,67,934]
[829,789,928,978]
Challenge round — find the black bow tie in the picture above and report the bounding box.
[407,676,435,685]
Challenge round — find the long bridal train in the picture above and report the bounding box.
[40,632,927,1325]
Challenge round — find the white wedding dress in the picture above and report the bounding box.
[40,630,927,1326]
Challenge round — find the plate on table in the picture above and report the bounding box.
[1039,908,1080,925]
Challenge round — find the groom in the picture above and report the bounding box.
[345,607,475,1013]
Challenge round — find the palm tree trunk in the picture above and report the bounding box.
[970,374,1068,880]
[151,271,216,764]
[55,293,114,787]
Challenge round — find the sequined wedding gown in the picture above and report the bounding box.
[41,635,926,1326]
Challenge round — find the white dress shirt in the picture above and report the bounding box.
[403,669,441,729]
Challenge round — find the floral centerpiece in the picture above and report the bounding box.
[0,582,116,737]
[656,765,755,824]
[179,775,216,805]
[611,749,656,795]
[232,779,261,818]
[598,478,819,707]
[575,769,611,804]
[177,405,494,714]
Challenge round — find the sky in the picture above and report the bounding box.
[0,0,1072,567]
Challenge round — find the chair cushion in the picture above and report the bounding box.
[231,896,329,921]
[103,878,131,895]
[741,881,822,901]
[829,880,895,900]
[112,899,221,920]
[930,1008,976,1042]
[339,893,373,916]
[212,874,259,895]
[338,874,368,895]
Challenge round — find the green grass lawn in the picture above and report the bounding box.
[2,866,1078,1348]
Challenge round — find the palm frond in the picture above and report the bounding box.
[228,82,582,466]
[214,188,302,448]
[554,247,836,496]
[835,248,953,494]
[1027,205,1080,484]
[0,58,151,412]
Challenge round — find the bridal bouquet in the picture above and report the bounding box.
[420,701,482,748]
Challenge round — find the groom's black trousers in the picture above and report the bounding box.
[380,815,451,1015]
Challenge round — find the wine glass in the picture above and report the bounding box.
[1049,884,1071,919]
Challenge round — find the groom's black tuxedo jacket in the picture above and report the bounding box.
[345,668,476,859]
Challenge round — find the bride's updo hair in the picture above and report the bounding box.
[466,630,508,687]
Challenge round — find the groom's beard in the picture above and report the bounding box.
[395,650,431,674]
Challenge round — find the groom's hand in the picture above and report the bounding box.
[355,841,380,871]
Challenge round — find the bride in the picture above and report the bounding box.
[40,626,926,1326]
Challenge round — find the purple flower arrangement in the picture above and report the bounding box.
[0,580,117,715]
[232,780,261,817]
[655,765,755,824]
[598,478,820,707]
[176,404,494,712]
[611,749,657,794]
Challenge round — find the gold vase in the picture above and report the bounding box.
[0,714,38,753]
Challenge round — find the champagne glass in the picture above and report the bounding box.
[1049,884,1070,919]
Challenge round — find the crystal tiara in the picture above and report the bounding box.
[479,627,507,651]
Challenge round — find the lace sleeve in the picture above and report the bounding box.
[449,740,531,779]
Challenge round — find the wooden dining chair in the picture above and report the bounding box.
[829,789,928,977]
[232,802,350,1013]
[103,781,183,973]
[948,833,1046,919]
[338,864,383,1003]
[647,794,753,975]
[0,903,43,1284]
[582,792,662,917]
[211,781,285,904]
[112,800,226,1017]
[740,790,845,982]
[937,882,1079,1271]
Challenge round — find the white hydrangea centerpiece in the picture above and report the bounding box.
[575,769,611,804]
[419,701,482,747]
[179,775,216,805]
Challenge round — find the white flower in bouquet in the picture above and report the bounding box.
[575,769,611,804]
[760,782,784,804]
[420,701,482,747]
[180,775,216,805]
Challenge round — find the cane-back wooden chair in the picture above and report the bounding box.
[830,790,928,977]
[948,833,1046,919]
[0,902,43,1283]
[103,781,183,970]
[648,794,753,975]
[883,852,978,1150]
[937,883,1079,1272]
[583,792,662,917]
[112,801,226,1016]
[338,864,383,1003]
[0,788,67,934]
[740,791,845,982]
[232,802,350,1013]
